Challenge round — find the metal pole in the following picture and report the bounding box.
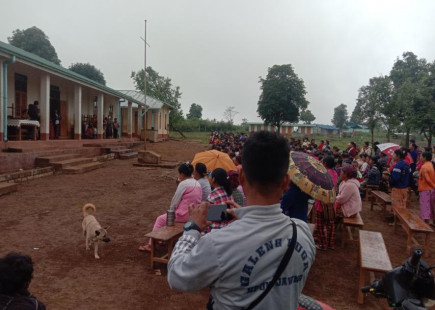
[143,19,147,149]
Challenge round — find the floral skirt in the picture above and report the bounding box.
[419,189,435,220]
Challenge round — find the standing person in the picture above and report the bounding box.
[194,163,211,201]
[28,101,40,139]
[167,131,315,310]
[0,253,46,310]
[314,156,338,250]
[113,118,119,139]
[138,163,202,252]
[390,149,411,209]
[106,117,113,138]
[418,152,435,225]
[280,182,310,222]
[53,109,61,139]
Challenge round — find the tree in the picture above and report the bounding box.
[356,76,392,144]
[331,104,348,130]
[8,26,61,64]
[131,67,183,130]
[69,63,106,85]
[223,106,238,124]
[257,64,308,132]
[390,52,428,146]
[300,109,315,124]
[186,103,202,119]
[350,101,364,124]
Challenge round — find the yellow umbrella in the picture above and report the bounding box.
[191,150,237,172]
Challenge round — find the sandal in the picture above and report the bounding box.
[138,245,151,252]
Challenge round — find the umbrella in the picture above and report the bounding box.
[191,150,237,172]
[288,151,336,203]
[377,143,413,163]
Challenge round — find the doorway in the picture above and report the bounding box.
[50,85,60,139]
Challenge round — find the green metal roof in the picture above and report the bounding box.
[0,40,143,106]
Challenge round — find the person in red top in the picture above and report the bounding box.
[318,140,324,152]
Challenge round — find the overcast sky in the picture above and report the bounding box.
[1,0,435,125]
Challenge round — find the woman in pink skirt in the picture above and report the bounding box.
[418,152,435,225]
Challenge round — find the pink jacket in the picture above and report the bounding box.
[335,178,361,217]
[170,178,202,222]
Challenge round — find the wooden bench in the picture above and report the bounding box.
[145,223,184,269]
[371,190,392,217]
[342,213,364,248]
[364,184,379,202]
[358,230,392,304]
[392,206,433,257]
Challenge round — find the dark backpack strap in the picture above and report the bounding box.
[244,220,297,310]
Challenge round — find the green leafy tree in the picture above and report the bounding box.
[331,104,349,131]
[8,26,61,64]
[186,103,203,119]
[350,101,364,124]
[356,76,392,144]
[257,64,308,132]
[131,67,184,130]
[69,63,106,85]
[300,109,315,124]
[390,52,428,146]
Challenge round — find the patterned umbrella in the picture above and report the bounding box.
[191,150,237,172]
[288,151,336,203]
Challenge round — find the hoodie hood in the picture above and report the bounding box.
[347,178,361,189]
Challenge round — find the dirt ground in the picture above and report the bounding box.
[0,139,433,310]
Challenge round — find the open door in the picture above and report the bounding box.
[60,100,68,138]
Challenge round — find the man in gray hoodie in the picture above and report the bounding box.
[168,131,316,310]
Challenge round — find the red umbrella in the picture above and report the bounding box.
[377,143,413,164]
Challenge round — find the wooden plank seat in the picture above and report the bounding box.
[392,206,433,257]
[370,190,392,217]
[358,230,392,304]
[364,184,379,202]
[341,213,364,248]
[145,223,184,269]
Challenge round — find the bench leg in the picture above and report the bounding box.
[342,224,345,248]
[370,197,375,211]
[424,234,431,258]
[358,267,365,304]
[150,238,156,270]
[406,232,413,255]
[167,239,175,261]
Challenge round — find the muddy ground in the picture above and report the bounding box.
[0,139,433,310]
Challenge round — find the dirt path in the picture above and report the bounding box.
[0,139,432,310]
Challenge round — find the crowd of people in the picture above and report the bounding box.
[81,115,120,139]
[3,130,434,309]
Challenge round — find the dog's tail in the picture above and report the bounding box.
[82,203,96,217]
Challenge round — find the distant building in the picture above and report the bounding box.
[247,122,338,136]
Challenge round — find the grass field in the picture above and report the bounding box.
[169,130,420,151]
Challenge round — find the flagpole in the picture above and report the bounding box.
[143,19,147,150]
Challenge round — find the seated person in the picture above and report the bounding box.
[139,163,202,252]
[335,165,362,218]
[280,181,310,222]
[360,156,381,191]
[0,253,46,310]
[193,163,211,201]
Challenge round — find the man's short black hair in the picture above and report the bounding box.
[242,131,289,194]
[0,253,34,295]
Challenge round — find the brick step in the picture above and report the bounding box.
[51,157,94,170]
[119,152,138,159]
[0,182,18,196]
[35,153,81,166]
[111,148,131,154]
[62,162,104,174]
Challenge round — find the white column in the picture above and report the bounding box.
[97,93,104,139]
[0,61,4,140]
[127,101,132,138]
[74,85,82,139]
[40,73,50,140]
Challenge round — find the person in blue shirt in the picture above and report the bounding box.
[280,182,310,222]
[390,149,411,209]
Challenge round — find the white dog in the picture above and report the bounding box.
[82,203,110,259]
